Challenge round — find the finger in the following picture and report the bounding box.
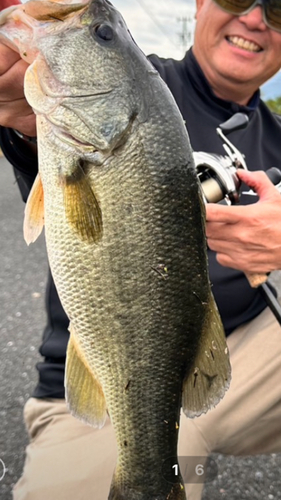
[205,221,225,239]
[0,59,29,100]
[207,234,264,253]
[206,224,239,242]
[207,237,239,253]
[206,203,244,224]
[0,99,36,135]
[13,114,37,137]
[215,251,249,271]
[215,251,243,270]
[215,250,273,274]
[237,169,279,201]
[0,98,33,118]
[0,43,22,75]
[0,112,36,136]
[206,219,261,244]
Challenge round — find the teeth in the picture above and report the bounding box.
[228,36,261,52]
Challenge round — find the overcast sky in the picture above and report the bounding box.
[108,0,196,59]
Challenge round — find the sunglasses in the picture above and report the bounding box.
[212,0,281,33]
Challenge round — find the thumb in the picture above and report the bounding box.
[237,169,279,201]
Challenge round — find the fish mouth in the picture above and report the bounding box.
[48,120,96,152]
[57,130,96,151]
[226,35,262,53]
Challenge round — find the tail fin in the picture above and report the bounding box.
[108,482,186,500]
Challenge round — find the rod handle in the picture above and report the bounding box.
[246,272,268,288]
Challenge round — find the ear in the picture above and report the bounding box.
[195,0,206,19]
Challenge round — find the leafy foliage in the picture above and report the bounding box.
[264,96,281,115]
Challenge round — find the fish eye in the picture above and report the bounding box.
[94,24,114,41]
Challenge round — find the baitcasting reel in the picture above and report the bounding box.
[193,112,281,327]
[193,112,281,205]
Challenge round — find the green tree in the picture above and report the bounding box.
[265,96,281,114]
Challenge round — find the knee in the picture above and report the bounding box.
[178,415,211,457]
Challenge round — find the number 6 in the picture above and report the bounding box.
[196,464,204,476]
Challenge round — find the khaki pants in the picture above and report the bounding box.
[13,306,281,500]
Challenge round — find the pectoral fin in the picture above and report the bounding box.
[62,165,103,244]
[24,173,44,245]
[182,293,231,418]
[65,323,107,428]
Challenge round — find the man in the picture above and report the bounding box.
[1,0,281,499]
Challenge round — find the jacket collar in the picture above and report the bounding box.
[184,48,260,114]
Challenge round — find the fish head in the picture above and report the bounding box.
[0,0,154,158]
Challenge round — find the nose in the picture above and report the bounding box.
[239,5,267,31]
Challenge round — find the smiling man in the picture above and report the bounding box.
[193,0,281,103]
[1,0,281,500]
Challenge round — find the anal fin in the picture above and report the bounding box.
[65,322,107,428]
[182,293,231,418]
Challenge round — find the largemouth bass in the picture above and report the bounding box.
[0,1,231,498]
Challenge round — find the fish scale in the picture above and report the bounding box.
[0,1,231,498]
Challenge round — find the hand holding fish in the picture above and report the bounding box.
[0,39,36,136]
[206,169,281,274]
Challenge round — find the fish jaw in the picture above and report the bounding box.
[0,1,89,62]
